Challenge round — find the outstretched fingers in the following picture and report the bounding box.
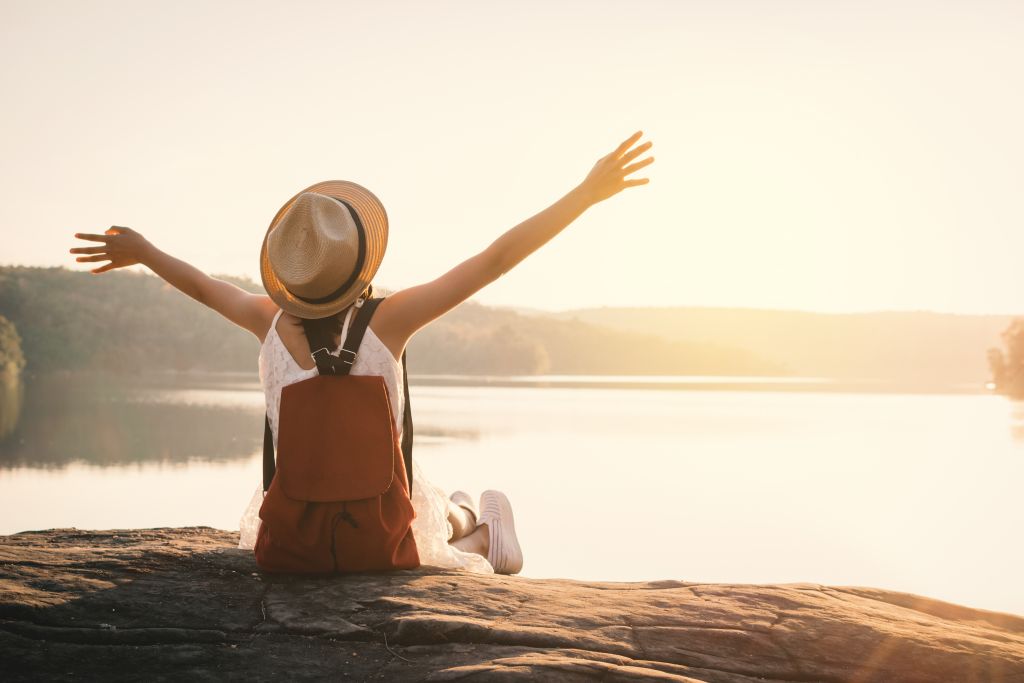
[610,130,644,160]
[622,156,655,176]
[69,245,106,255]
[70,232,113,273]
[74,232,111,243]
[619,140,653,166]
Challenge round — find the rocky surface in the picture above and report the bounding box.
[1,527,1022,682]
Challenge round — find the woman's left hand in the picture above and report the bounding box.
[577,130,655,206]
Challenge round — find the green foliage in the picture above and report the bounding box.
[0,265,780,377]
[0,315,26,374]
[0,266,260,373]
[989,318,1024,399]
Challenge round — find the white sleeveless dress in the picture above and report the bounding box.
[237,306,494,574]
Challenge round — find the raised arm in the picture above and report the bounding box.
[372,130,655,359]
[69,227,276,341]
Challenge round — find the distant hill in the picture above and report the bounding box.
[408,299,780,376]
[1,265,1010,386]
[0,266,778,377]
[551,307,1015,388]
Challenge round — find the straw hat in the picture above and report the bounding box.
[260,180,388,319]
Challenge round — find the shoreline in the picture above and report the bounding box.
[15,368,997,397]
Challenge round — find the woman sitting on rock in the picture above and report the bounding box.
[69,131,654,575]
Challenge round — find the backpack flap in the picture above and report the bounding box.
[275,374,398,502]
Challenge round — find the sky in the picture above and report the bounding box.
[1,0,1022,314]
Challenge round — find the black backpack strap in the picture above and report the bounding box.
[401,349,414,494]
[306,298,384,377]
[263,414,275,492]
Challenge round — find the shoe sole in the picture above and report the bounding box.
[479,490,523,575]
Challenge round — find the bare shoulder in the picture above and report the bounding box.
[251,296,282,344]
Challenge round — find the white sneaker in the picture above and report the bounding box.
[477,490,523,575]
[449,490,479,523]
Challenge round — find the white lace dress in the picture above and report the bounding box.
[237,306,494,574]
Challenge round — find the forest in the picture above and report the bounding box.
[988,319,1024,398]
[2,265,1018,391]
[0,266,776,377]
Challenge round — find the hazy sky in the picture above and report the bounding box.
[2,0,1022,313]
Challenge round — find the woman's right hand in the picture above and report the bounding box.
[577,130,655,206]
[69,226,153,274]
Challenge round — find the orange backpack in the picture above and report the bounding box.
[254,296,420,573]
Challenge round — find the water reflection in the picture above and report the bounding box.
[0,371,24,441]
[0,372,480,469]
[1011,402,1024,443]
[0,373,263,468]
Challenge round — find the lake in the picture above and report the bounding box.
[1,372,1022,616]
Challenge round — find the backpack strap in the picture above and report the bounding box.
[262,296,415,494]
[307,298,384,377]
[401,349,414,494]
[262,414,275,493]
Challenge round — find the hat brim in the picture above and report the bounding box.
[260,180,388,319]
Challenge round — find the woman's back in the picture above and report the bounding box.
[258,307,405,453]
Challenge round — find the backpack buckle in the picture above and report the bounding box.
[311,347,357,368]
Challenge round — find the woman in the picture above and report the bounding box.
[69,130,655,574]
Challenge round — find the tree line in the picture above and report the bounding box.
[988,320,1024,398]
[0,266,778,377]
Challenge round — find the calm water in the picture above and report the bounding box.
[1,372,1022,616]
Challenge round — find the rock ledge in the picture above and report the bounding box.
[1,527,1022,681]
